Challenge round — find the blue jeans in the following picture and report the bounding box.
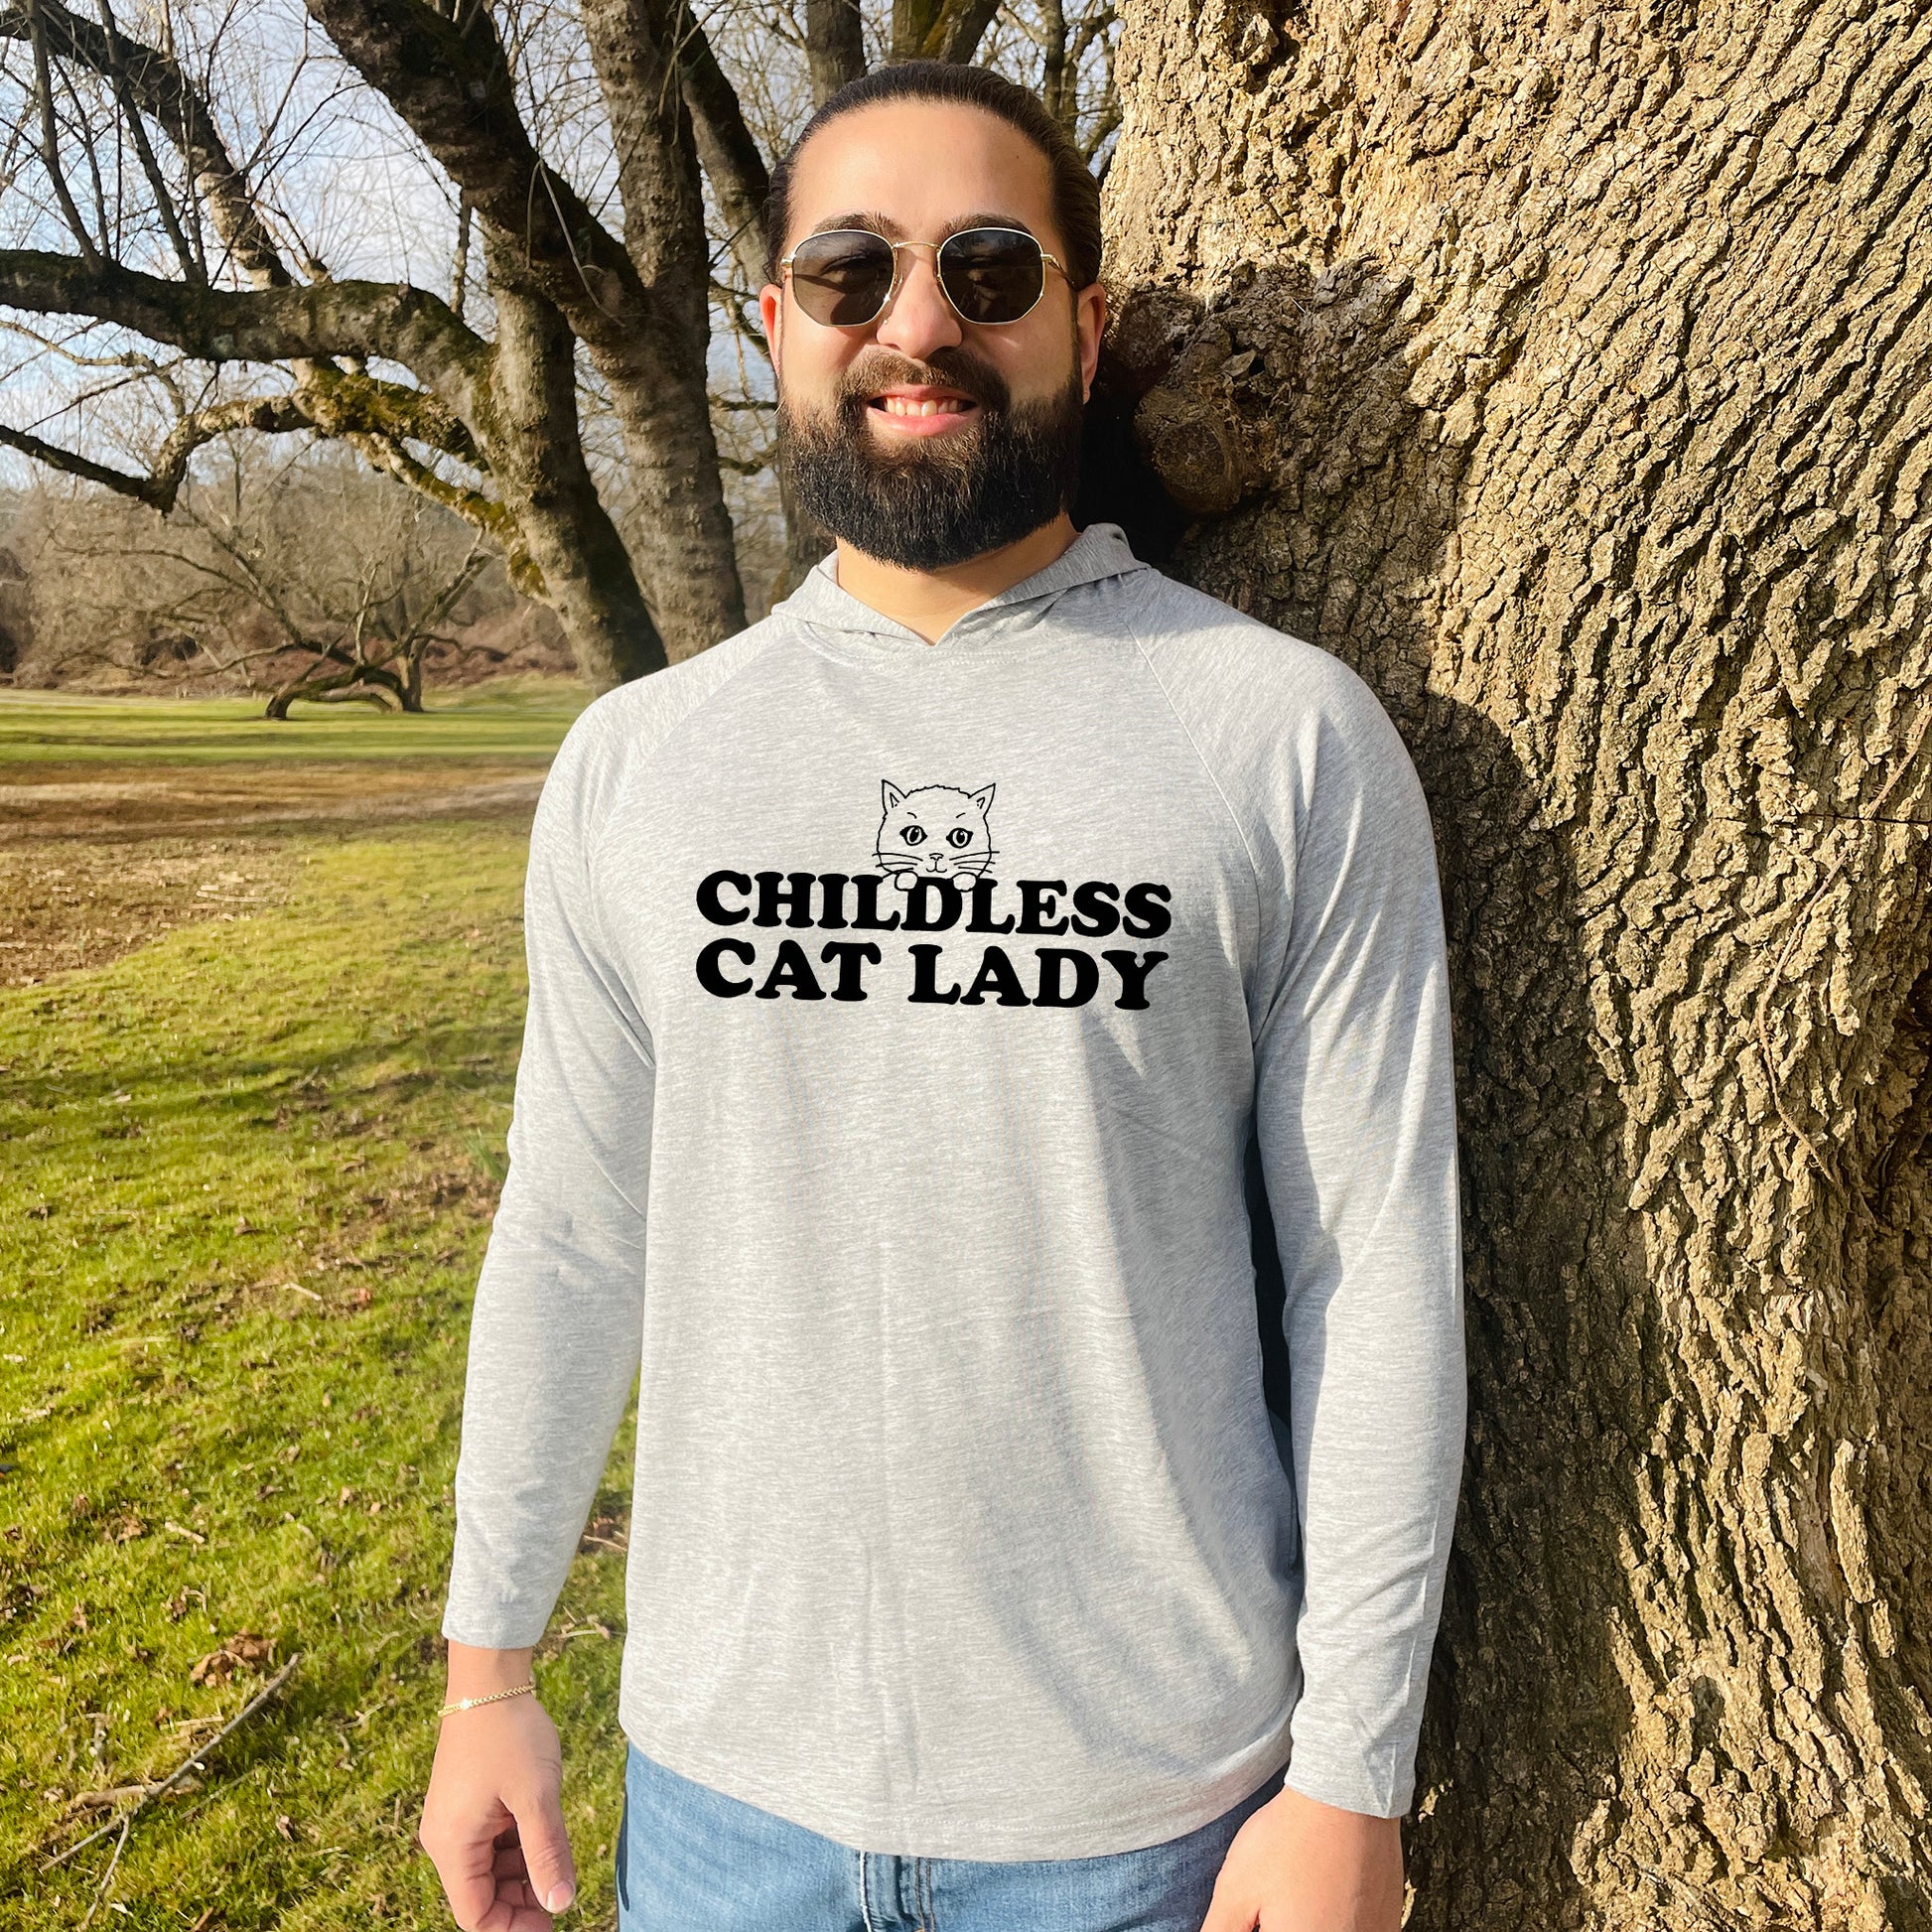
[614,1740,1285,1932]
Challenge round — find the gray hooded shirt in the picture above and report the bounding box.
[441,520,1466,1860]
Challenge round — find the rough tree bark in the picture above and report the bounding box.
[1100,1,1932,1925]
[809,0,867,101]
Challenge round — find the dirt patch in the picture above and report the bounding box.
[0,754,545,985]
[0,839,297,987]
[0,759,546,845]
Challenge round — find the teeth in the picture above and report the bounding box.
[879,396,969,416]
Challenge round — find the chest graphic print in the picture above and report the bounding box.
[876,780,997,889]
[692,777,1173,1012]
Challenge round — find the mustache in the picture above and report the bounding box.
[835,351,1011,415]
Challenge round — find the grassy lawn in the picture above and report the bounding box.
[0,679,587,767]
[0,693,634,1929]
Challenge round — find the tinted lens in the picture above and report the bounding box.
[938,228,1045,324]
[788,230,897,326]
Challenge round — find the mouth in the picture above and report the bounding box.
[865,385,981,436]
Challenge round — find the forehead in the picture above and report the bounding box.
[786,100,1058,252]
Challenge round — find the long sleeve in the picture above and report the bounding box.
[442,709,655,1649]
[1253,682,1466,1820]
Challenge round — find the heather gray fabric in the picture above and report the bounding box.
[441,520,1466,1860]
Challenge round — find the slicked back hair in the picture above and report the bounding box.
[762,62,1104,295]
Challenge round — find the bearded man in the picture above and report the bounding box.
[419,59,1466,1932]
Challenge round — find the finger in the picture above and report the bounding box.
[1196,1878,1260,1932]
[428,1811,518,1931]
[492,1843,530,1880]
[505,1785,578,1916]
[493,1899,557,1932]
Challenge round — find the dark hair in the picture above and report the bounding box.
[762,62,1104,293]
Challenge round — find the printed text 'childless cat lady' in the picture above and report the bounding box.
[691,869,1174,1011]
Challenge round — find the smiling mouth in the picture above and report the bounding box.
[868,395,978,419]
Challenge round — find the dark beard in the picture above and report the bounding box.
[775,349,1086,572]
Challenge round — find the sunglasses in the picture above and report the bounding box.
[779,225,1070,329]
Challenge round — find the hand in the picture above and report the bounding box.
[1199,1784,1404,1932]
[419,1683,578,1929]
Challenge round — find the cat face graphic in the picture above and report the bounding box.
[876,780,997,890]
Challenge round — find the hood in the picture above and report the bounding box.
[772,520,1153,652]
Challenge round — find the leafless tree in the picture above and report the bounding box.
[13,443,510,710]
[0,0,1120,699]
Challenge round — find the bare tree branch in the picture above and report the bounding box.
[23,0,101,262]
[346,432,516,550]
[54,52,113,252]
[0,418,180,506]
[450,190,470,319]
[579,0,708,344]
[933,0,1002,64]
[674,0,769,289]
[890,0,1001,66]
[299,0,655,351]
[0,0,287,285]
[87,0,203,283]
[0,247,492,409]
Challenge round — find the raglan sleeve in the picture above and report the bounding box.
[441,704,655,1649]
[1251,668,1466,1820]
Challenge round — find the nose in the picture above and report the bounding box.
[871,242,963,361]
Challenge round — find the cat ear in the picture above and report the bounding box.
[969,783,996,813]
[882,780,905,812]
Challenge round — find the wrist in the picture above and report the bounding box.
[444,1639,536,1702]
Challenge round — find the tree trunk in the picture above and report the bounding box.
[1101,2,1932,1925]
[479,230,668,688]
[807,0,866,103]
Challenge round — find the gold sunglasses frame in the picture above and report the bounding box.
[778,225,1070,329]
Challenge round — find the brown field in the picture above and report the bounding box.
[0,766,546,989]
[0,836,296,988]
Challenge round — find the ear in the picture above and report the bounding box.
[882,780,905,812]
[970,783,995,814]
[1076,281,1107,403]
[759,281,784,382]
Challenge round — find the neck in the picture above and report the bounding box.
[832,512,1080,644]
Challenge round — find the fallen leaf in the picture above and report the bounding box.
[190,1630,274,1685]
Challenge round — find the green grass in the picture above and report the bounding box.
[0,821,632,1929]
[0,680,591,768]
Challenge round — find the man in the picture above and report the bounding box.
[421,59,1465,1932]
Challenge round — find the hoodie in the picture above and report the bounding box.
[441,520,1466,1859]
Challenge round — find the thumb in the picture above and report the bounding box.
[508,1784,578,1915]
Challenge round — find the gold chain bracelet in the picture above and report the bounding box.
[439,1680,537,1719]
